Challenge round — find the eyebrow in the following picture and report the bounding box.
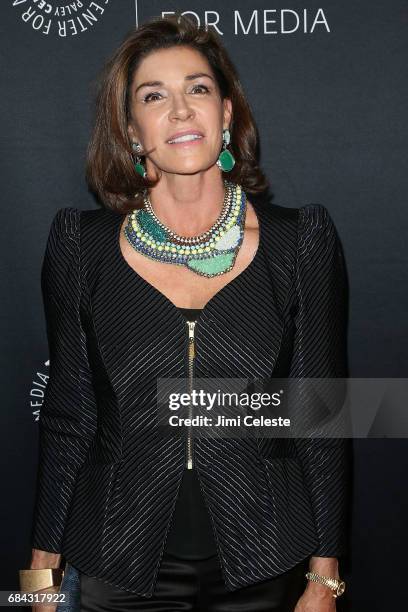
[134,72,215,94]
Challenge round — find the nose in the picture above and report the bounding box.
[169,92,195,121]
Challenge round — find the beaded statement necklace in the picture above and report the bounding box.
[123,181,247,278]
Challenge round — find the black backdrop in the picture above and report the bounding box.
[1,1,407,610]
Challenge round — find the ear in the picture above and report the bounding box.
[223,97,233,130]
[127,124,139,144]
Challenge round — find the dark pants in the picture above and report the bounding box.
[80,552,310,612]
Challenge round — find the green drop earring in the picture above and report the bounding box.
[216,128,235,172]
[132,142,147,178]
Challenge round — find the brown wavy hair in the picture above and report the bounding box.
[85,13,269,213]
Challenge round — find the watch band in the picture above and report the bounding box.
[305,571,346,598]
[19,568,64,593]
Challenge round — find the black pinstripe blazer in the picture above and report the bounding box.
[31,200,350,596]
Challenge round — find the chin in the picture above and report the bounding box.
[164,162,213,175]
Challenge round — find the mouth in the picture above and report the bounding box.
[166,132,205,145]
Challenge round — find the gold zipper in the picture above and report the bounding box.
[182,316,229,586]
[186,320,196,469]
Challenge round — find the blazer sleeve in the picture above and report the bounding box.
[289,203,351,558]
[31,207,97,553]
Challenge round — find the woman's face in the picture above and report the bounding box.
[127,45,232,177]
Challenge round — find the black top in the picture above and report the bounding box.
[164,307,218,559]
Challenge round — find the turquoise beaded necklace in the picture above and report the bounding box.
[123,180,247,278]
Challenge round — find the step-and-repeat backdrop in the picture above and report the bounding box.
[1,2,407,610]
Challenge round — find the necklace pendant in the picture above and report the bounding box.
[124,180,247,278]
[186,252,236,277]
[214,225,241,251]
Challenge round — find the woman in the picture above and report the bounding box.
[25,13,350,612]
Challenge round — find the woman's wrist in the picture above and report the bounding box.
[306,556,342,600]
[30,548,61,569]
[308,556,339,578]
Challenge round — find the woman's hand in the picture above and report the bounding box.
[30,548,62,612]
[294,581,336,611]
[294,555,340,611]
[31,585,60,612]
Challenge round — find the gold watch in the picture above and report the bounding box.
[305,571,346,598]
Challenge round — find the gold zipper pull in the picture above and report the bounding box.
[188,321,196,359]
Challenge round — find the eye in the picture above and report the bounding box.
[142,91,162,103]
[191,84,210,94]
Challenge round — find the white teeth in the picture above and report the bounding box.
[168,134,203,143]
